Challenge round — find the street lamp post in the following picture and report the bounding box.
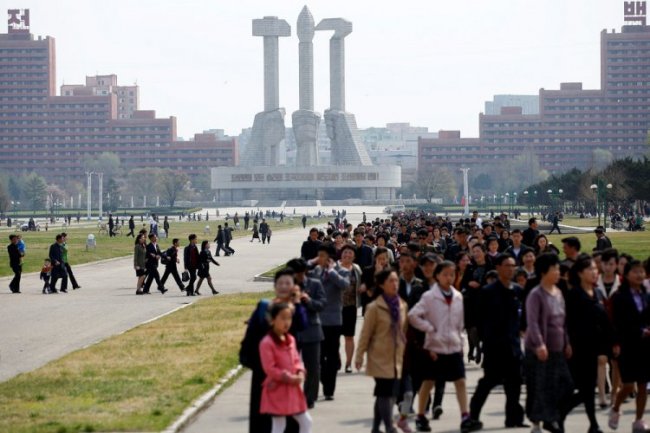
[459,168,470,217]
[86,171,93,220]
[590,180,613,231]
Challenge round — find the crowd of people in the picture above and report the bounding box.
[240,210,650,433]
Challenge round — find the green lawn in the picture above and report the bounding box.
[558,216,602,228]
[547,230,650,260]
[0,217,318,277]
[0,292,270,433]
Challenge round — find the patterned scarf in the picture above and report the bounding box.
[382,293,404,342]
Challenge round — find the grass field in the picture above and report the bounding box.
[558,216,602,228]
[0,292,270,433]
[547,230,650,260]
[0,217,319,278]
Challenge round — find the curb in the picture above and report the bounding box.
[162,365,244,433]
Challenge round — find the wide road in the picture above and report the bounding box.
[0,224,313,382]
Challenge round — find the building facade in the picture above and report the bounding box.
[0,11,236,183]
[419,24,650,175]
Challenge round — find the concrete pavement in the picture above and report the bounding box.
[0,225,313,382]
[183,313,646,433]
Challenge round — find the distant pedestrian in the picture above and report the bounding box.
[163,216,170,238]
[244,212,250,231]
[7,234,22,293]
[251,221,261,242]
[48,234,68,293]
[259,302,313,433]
[224,222,235,255]
[215,225,228,256]
[267,227,272,244]
[549,212,562,235]
[160,238,185,292]
[260,219,270,244]
[108,214,115,237]
[127,215,135,237]
[143,234,166,294]
[195,240,220,296]
[40,258,52,294]
[594,226,612,251]
[134,234,147,295]
[183,234,200,296]
[302,215,307,229]
[61,232,80,289]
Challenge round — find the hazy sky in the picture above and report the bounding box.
[10,0,623,138]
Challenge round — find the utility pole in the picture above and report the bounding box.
[460,168,470,217]
[97,172,104,221]
[86,171,93,220]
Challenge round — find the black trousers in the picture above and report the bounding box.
[225,241,234,253]
[261,233,268,244]
[64,263,79,288]
[321,325,342,397]
[215,242,228,256]
[9,264,21,292]
[549,224,562,234]
[143,267,162,292]
[185,268,197,294]
[470,355,524,425]
[561,353,599,427]
[127,228,134,237]
[50,268,68,292]
[301,341,321,406]
[109,226,115,237]
[161,264,184,290]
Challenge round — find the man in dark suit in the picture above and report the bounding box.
[301,228,322,261]
[127,215,135,237]
[259,219,270,244]
[143,233,166,294]
[183,234,199,296]
[522,217,539,247]
[353,229,373,269]
[160,238,184,292]
[594,226,612,251]
[224,222,235,255]
[7,234,22,293]
[505,229,525,265]
[108,214,115,237]
[49,234,68,293]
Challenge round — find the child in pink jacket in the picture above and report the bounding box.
[259,302,313,433]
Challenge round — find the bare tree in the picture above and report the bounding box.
[416,167,457,203]
[157,170,189,208]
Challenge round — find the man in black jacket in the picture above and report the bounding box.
[7,234,21,293]
[143,234,166,294]
[224,222,235,255]
[259,219,270,244]
[522,217,539,247]
[464,254,526,431]
[300,228,322,260]
[160,238,184,292]
[183,234,199,296]
[127,215,135,237]
[49,234,68,293]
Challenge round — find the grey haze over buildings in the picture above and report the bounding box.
[8,0,620,139]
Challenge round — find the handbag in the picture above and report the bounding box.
[181,270,190,282]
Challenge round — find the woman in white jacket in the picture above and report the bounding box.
[408,260,471,432]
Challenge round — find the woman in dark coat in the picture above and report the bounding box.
[251,220,260,242]
[608,259,650,432]
[562,254,612,433]
[195,240,219,295]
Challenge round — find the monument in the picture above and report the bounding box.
[316,18,372,166]
[241,16,291,166]
[292,6,320,166]
[213,7,400,201]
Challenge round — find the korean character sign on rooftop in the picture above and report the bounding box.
[624,1,647,25]
[7,9,30,32]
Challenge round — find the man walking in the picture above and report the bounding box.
[127,215,135,237]
[49,234,68,293]
[302,214,307,229]
[224,222,235,255]
[214,225,229,256]
[548,211,562,234]
[244,212,250,231]
[463,254,526,431]
[160,238,184,292]
[61,232,81,289]
[7,234,21,293]
[259,219,269,244]
[594,226,612,251]
[183,234,199,296]
[108,214,115,237]
[143,233,166,294]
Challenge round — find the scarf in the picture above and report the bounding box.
[382,293,404,342]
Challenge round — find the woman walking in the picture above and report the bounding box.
[259,302,313,433]
[563,254,612,433]
[251,220,261,242]
[409,260,472,433]
[524,253,573,433]
[608,259,650,433]
[133,234,147,295]
[195,240,220,295]
[337,244,362,373]
[355,269,408,433]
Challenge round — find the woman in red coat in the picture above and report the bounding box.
[259,302,313,433]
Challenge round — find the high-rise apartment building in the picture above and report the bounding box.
[0,9,236,183]
[419,22,650,175]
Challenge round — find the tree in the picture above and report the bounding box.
[471,173,493,192]
[8,176,21,201]
[105,178,122,212]
[127,168,162,207]
[23,173,47,212]
[591,149,614,172]
[0,179,9,213]
[83,152,122,179]
[416,167,457,203]
[157,169,189,208]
